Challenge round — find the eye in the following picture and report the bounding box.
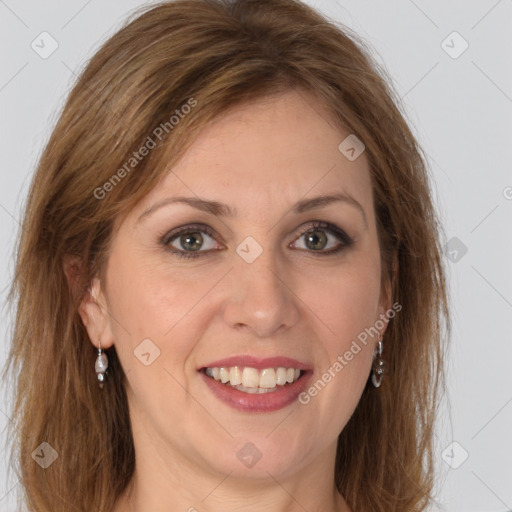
[160,221,353,260]
[290,221,353,255]
[161,223,222,259]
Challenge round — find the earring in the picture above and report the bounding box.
[371,332,386,388]
[95,338,109,389]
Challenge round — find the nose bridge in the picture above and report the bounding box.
[222,235,299,337]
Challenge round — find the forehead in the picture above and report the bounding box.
[134,90,373,220]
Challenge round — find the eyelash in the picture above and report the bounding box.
[159,221,354,260]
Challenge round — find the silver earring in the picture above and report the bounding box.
[371,332,386,388]
[95,338,109,389]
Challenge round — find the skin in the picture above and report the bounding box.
[78,90,391,512]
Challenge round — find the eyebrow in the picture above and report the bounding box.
[136,192,368,227]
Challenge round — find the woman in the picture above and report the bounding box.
[2,0,450,510]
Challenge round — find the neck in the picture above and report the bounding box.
[116,481,351,512]
[113,446,351,512]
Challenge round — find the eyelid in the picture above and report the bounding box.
[289,220,353,247]
[160,223,220,245]
[160,220,353,258]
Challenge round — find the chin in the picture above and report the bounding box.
[198,432,311,480]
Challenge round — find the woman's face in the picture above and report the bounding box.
[81,90,390,487]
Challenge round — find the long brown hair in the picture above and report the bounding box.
[2,1,450,510]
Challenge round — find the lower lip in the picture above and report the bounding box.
[199,370,312,413]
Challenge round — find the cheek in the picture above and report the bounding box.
[305,252,382,350]
[295,250,381,409]
[103,245,238,397]
[297,258,380,430]
[105,251,201,340]
[103,253,202,415]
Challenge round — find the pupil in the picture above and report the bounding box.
[181,232,203,251]
[306,230,327,250]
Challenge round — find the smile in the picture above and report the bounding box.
[204,366,303,393]
[198,355,312,412]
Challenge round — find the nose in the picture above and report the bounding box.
[221,248,300,338]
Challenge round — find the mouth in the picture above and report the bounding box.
[198,355,312,412]
[202,366,305,393]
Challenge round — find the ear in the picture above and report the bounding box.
[77,276,115,350]
[63,256,115,350]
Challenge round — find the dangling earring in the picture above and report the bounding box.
[95,338,109,389]
[371,332,386,388]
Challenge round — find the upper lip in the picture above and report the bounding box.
[199,355,312,371]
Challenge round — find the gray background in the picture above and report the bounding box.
[1,0,511,511]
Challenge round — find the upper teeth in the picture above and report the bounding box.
[205,366,302,389]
